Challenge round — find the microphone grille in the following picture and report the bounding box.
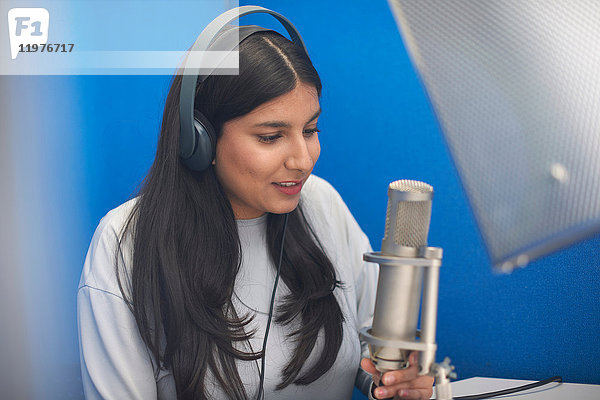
[389,179,433,193]
[383,180,433,252]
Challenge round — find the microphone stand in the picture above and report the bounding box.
[431,357,456,400]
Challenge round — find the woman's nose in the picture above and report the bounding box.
[284,136,314,172]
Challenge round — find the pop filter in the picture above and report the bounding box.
[388,0,600,271]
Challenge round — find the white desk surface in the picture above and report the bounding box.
[431,376,600,399]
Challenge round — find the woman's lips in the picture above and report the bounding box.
[272,180,303,195]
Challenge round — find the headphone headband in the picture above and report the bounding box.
[179,6,309,169]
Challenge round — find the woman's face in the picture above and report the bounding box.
[214,83,321,220]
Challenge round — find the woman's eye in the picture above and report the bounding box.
[303,128,320,137]
[258,134,282,144]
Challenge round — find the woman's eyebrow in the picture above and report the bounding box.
[253,108,322,128]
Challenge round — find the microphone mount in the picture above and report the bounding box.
[360,245,455,400]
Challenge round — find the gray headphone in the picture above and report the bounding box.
[178,6,310,171]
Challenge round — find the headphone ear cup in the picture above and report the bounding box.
[184,110,216,171]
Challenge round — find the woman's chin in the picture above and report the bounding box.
[269,199,300,215]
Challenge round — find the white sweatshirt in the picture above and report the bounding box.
[77,175,378,399]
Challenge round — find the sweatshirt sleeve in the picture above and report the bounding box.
[77,210,158,400]
[316,178,380,399]
[306,176,379,359]
[332,189,379,359]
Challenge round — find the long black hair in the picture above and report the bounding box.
[116,31,345,399]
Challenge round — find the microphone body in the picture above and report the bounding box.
[361,180,441,375]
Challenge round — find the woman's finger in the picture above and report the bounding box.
[372,375,434,399]
[384,375,434,391]
[379,352,424,386]
[360,358,377,374]
[395,388,434,399]
[380,362,419,385]
[373,387,433,400]
[360,358,381,385]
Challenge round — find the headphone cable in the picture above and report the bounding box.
[256,213,289,400]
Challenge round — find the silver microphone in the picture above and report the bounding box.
[360,179,442,375]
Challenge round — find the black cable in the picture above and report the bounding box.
[256,213,289,400]
[442,376,562,400]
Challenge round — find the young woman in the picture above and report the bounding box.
[77,22,434,400]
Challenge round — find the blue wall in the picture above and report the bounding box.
[3,1,598,399]
[247,0,600,388]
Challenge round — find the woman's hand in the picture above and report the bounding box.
[360,352,434,400]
